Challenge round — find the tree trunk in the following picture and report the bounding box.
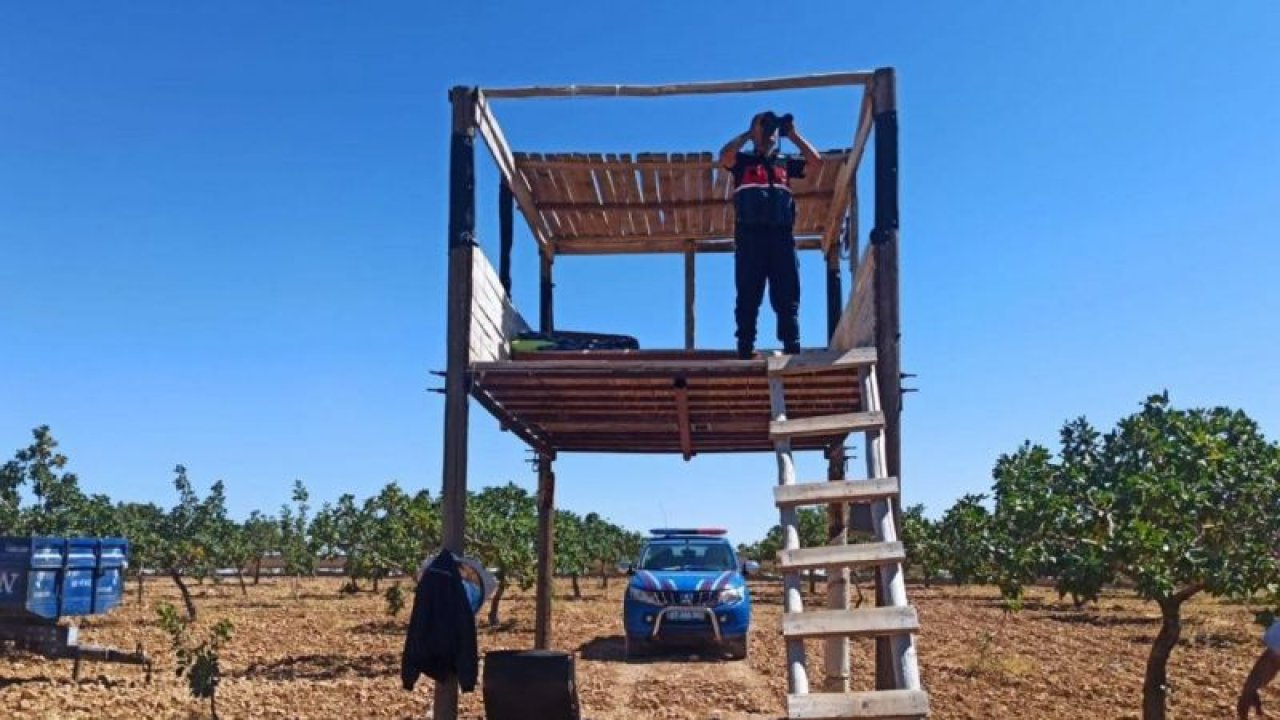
[373,576,380,592]
[210,690,218,720]
[808,569,817,595]
[136,571,144,603]
[169,569,197,621]
[488,570,507,627]
[1142,597,1184,720]
[252,557,262,585]
[599,560,608,589]
[236,568,248,596]
[571,572,582,600]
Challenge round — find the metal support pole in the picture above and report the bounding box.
[540,254,554,334]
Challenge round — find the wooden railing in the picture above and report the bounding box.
[469,249,530,363]
[828,244,877,351]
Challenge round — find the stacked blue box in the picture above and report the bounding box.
[93,539,129,614]
[0,537,65,621]
[61,538,97,616]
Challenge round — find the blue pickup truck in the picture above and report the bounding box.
[620,529,758,660]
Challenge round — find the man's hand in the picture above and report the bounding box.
[1238,687,1265,719]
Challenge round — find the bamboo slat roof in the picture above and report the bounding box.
[511,150,851,255]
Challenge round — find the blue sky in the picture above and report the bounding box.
[2,2,1278,542]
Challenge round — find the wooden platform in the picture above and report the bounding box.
[470,350,862,456]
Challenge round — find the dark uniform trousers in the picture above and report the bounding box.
[734,224,800,352]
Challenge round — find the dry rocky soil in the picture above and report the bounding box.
[0,576,1270,719]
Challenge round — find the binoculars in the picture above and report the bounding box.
[759,111,794,137]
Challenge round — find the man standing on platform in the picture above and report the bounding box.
[720,111,823,359]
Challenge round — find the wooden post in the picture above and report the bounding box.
[499,180,513,298]
[823,445,850,692]
[534,454,556,649]
[684,241,695,349]
[540,254,554,334]
[825,248,842,343]
[435,85,477,720]
[769,378,809,696]
[871,66,907,692]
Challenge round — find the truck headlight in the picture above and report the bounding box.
[628,587,664,605]
[718,586,744,604]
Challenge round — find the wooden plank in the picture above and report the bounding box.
[830,244,876,351]
[781,606,918,640]
[684,242,695,349]
[778,541,905,573]
[674,379,693,460]
[535,189,830,212]
[534,456,555,649]
[787,690,929,720]
[770,411,883,440]
[768,347,877,376]
[774,477,900,508]
[480,71,875,99]
[472,93,551,256]
[554,235,825,255]
[819,90,875,254]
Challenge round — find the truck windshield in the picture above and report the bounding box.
[637,539,736,571]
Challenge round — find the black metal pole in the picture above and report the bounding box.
[540,255,554,334]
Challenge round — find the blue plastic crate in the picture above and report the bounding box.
[0,537,65,621]
[93,539,129,614]
[0,536,131,622]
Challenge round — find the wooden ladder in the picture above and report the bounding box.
[767,348,928,719]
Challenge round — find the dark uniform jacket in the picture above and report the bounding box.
[401,550,479,692]
[731,151,807,229]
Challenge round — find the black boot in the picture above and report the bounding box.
[736,343,754,360]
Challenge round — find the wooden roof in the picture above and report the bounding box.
[511,150,852,255]
[470,350,861,456]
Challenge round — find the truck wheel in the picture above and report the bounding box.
[725,635,749,660]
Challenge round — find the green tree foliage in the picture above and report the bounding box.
[159,465,234,620]
[900,504,943,586]
[467,483,537,626]
[934,494,994,587]
[277,480,315,598]
[0,425,114,536]
[985,393,1280,720]
[115,501,166,602]
[157,603,234,720]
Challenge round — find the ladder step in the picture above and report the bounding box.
[774,477,899,508]
[767,347,877,376]
[782,606,918,640]
[770,411,884,440]
[778,542,904,573]
[788,690,930,719]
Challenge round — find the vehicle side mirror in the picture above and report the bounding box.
[742,560,760,577]
[616,561,635,576]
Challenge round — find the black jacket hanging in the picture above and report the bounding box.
[401,549,479,692]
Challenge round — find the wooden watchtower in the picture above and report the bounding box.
[438,70,927,719]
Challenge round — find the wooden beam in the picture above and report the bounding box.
[553,235,826,255]
[481,71,874,99]
[819,90,875,254]
[515,149,850,171]
[768,347,877,376]
[824,445,850,693]
[534,454,555,649]
[535,189,831,212]
[787,689,930,719]
[684,242,695,349]
[781,606,918,640]
[469,386,555,457]
[774,477,900,508]
[473,92,552,257]
[539,255,554,333]
[498,181,513,297]
[778,541,905,573]
[770,411,884,440]
[436,84,477,720]
[674,378,693,460]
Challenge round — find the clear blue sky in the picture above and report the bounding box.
[3,2,1278,543]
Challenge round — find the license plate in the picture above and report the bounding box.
[668,610,703,622]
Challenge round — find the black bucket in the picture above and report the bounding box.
[482,649,580,720]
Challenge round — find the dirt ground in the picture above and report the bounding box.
[0,576,1270,719]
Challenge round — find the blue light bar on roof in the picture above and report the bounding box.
[649,528,727,536]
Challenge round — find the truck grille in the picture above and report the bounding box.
[656,590,718,606]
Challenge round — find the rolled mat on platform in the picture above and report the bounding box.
[482,649,580,720]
